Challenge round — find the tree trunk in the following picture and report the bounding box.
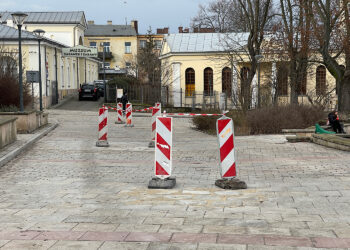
[339,73,350,112]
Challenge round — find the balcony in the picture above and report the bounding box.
[98,52,113,59]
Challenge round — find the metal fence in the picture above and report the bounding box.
[106,84,161,104]
[162,87,236,110]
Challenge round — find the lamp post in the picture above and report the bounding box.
[103,43,106,103]
[11,12,28,112]
[33,29,45,111]
[255,54,264,108]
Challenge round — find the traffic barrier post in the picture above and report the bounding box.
[148,115,176,189]
[115,102,124,124]
[124,103,134,127]
[96,107,109,147]
[148,107,161,148]
[215,116,246,189]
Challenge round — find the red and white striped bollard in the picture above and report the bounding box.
[115,102,124,124]
[215,116,246,189]
[96,107,109,147]
[125,103,134,127]
[148,107,161,148]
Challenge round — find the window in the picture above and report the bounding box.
[125,42,131,53]
[154,40,162,50]
[316,65,326,95]
[89,42,97,48]
[204,67,213,96]
[103,42,110,52]
[125,62,131,68]
[222,67,232,96]
[185,68,195,97]
[240,67,250,97]
[277,64,288,96]
[140,40,146,49]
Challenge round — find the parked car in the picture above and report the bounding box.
[78,83,100,101]
[94,80,105,97]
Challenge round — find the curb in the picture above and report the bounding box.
[0,123,59,168]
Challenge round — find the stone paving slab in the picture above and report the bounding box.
[0,109,349,249]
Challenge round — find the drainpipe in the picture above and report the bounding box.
[54,47,58,104]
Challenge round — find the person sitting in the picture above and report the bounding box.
[328,111,345,133]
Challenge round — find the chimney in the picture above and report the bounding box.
[156,27,169,34]
[107,20,112,25]
[184,28,189,33]
[131,20,138,34]
[88,20,94,25]
[178,26,183,33]
[194,27,199,33]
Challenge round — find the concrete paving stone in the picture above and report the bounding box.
[0,222,35,231]
[99,241,149,250]
[218,233,264,245]
[333,227,350,238]
[247,227,291,236]
[115,224,161,233]
[197,243,246,250]
[144,217,184,225]
[224,219,268,228]
[184,218,225,226]
[79,231,129,241]
[247,245,296,250]
[72,223,118,232]
[290,228,337,238]
[204,212,243,219]
[313,237,350,248]
[202,225,247,234]
[269,221,309,229]
[264,235,313,247]
[29,222,78,231]
[165,211,205,218]
[0,240,56,250]
[48,240,104,249]
[151,205,188,211]
[223,206,260,214]
[147,242,197,250]
[125,232,172,242]
[171,232,217,243]
[104,216,146,224]
[0,240,9,248]
[88,209,131,217]
[34,231,85,240]
[158,224,203,233]
[0,230,41,240]
[63,215,107,223]
[282,215,323,222]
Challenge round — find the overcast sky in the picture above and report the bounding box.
[0,0,212,33]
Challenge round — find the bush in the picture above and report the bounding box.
[192,105,325,135]
[247,105,324,134]
[0,75,31,109]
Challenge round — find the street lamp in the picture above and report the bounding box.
[33,29,45,111]
[255,54,264,108]
[11,12,28,112]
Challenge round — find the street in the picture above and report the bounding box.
[0,99,349,249]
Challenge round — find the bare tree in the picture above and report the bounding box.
[310,0,350,111]
[191,0,250,32]
[268,0,313,104]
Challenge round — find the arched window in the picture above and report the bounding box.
[185,68,195,96]
[316,65,326,95]
[222,67,232,96]
[79,36,83,45]
[204,67,213,96]
[277,64,288,96]
[240,67,250,97]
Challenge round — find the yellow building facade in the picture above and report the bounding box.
[160,33,337,110]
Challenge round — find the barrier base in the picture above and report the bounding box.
[148,177,176,189]
[96,140,110,147]
[215,178,247,190]
[115,121,125,124]
[124,124,134,127]
[148,140,155,148]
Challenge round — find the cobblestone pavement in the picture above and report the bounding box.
[0,108,349,249]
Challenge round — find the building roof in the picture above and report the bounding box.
[0,24,67,47]
[164,33,249,53]
[0,11,86,26]
[85,25,137,37]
